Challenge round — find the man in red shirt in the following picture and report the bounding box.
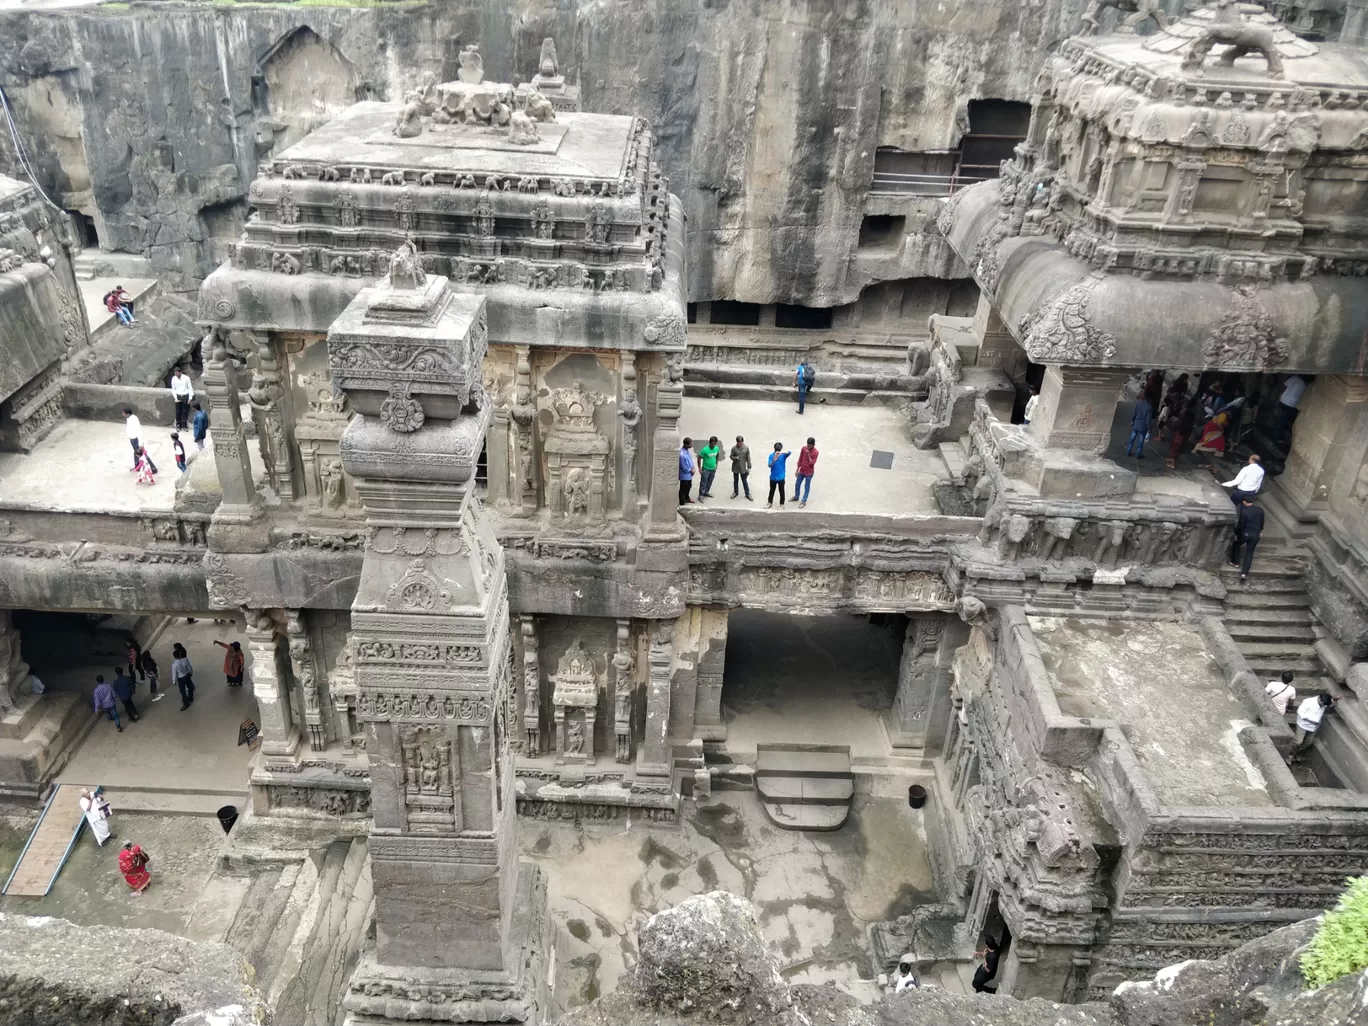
[796,437,818,508]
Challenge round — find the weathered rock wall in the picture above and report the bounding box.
[0,0,1096,303]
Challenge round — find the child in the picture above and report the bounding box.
[171,431,186,472]
[134,447,156,486]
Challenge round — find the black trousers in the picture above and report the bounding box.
[1230,535,1259,575]
[120,698,140,721]
[129,437,158,473]
[678,479,692,505]
[767,479,786,505]
[732,471,750,498]
[176,674,195,705]
[174,398,190,429]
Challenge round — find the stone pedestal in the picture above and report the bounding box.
[1282,374,1368,515]
[971,294,1027,376]
[244,611,302,760]
[1028,366,1128,453]
[202,329,267,553]
[331,248,550,1023]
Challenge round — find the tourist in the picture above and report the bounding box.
[214,638,246,687]
[972,936,1001,993]
[142,649,163,702]
[123,407,144,470]
[1156,373,1189,436]
[79,788,113,848]
[766,442,791,508]
[93,674,122,732]
[795,437,818,508]
[105,288,133,326]
[678,437,696,505]
[698,436,721,500]
[894,961,918,992]
[1125,393,1153,458]
[1228,497,1264,581]
[171,431,186,473]
[1166,400,1197,469]
[1023,385,1040,426]
[133,446,156,486]
[1142,369,1164,409]
[118,840,152,896]
[729,435,752,500]
[795,358,814,414]
[1266,671,1297,716]
[1192,410,1229,458]
[191,402,209,451]
[171,643,195,710]
[111,666,140,723]
[1199,380,1227,421]
[170,368,194,430]
[1273,374,1307,447]
[111,285,135,321]
[1220,454,1264,504]
[1292,692,1336,761]
[125,636,145,682]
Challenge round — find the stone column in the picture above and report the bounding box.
[247,331,299,499]
[202,329,259,512]
[612,619,634,763]
[640,618,676,775]
[332,251,550,1024]
[509,345,537,515]
[889,614,962,751]
[285,611,326,752]
[645,356,686,538]
[1281,374,1368,515]
[620,353,641,511]
[972,294,1027,376]
[1345,0,1368,44]
[244,611,300,758]
[1028,365,1129,453]
[692,608,728,742]
[521,615,541,754]
[488,404,511,508]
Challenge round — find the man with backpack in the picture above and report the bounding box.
[795,359,815,414]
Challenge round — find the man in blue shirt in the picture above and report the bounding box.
[795,360,814,414]
[111,666,141,723]
[766,442,791,508]
[678,437,697,506]
[191,402,209,451]
[1126,395,1153,459]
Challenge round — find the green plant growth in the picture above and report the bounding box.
[1302,876,1368,989]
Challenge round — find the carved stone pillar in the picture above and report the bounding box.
[488,404,511,508]
[521,615,540,754]
[286,610,326,752]
[646,357,685,536]
[509,345,537,515]
[0,610,29,712]
[244,611,300,758]
[612,619,633,763]
[202,329,259,512]
[331,248,550,1022]
[1282,374,1368,515]
[692,608,728,743]
[971,294,1027,376]
[640,618,675,774]
[619,353,641,511]
[1028,365,1130,453]
[889,614,964,753]
[247,331,299,499]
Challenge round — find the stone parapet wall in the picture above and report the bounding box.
[63,382,178,425]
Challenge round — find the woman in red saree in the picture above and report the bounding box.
[119,841,151,895]
[1192,411,1229,458]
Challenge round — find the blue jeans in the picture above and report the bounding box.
[104,705,121,728]
[1126,427,1147,456]
[699,468,716,497]
[796,474,812,502]
[115,306,132,325]
[797,384,809,413]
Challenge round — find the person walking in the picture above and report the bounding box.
[214,639,246,687]
[1192,410,1229,458]
[1166,400,1197,469]
[111,667,140,723]
[766,442,791,508]
[1221,454,1265,505]
[795,358,815,414]
[1156,373,1189,436]
[1292,692,1337,761]
[1126,393,1153,458]
[1228,497,1265,581]
[93,675,122,732]
[125,637,145,682]
[1023,385,1040,426]
[795,437,818,508]
[972,937,1001,994]
[1266,671,1297,716]
[678,437,696,505]
[133,446,157,486]
[123,408,146,471]
[729,436,752,500]
[1273,374,1307,447]
[118,841,152,896]
[170,368,194,430]
[79,788,114,847]
[142,649,163,702]
[171,432,187,473]
[698,436,721,500]
[191,402,209,451]
[171,643,195,711]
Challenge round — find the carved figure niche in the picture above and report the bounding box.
[543,381,611,520]
[551,639,599,765]
[399,725,460,833]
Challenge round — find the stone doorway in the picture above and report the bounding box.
[719,610,905,759]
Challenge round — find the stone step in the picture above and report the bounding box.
[73,249,154,281]
[759,801,849,831]
[225,863,294,974]
[1239,641,1323,660]
[755,775,854,805]
[709,765,755,791]
[1245,656,1326,676]
[755,743,855,777]
[1224,591,1313,610]
[1224,606,1316,625]
[682,380,907,408]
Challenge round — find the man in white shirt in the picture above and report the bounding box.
[1265,671,1296,715]
[1274,375,1307,447]
[1292,692,1336,760]
[170,368,195,431]
[1220,454,1265,504]
[1023,386,1040,426]
[123,407,157,473]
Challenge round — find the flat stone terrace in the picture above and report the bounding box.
[1030,616,1273,809]
[678,397,946,516]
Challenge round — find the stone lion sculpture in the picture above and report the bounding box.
[392,102,423,138]
[1181,0,1285,78]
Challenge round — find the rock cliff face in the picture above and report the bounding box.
[0,0,1092,303]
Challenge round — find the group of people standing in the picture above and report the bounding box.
[120,367,208,486]
[679,436,820,509]
[91,634,245,730]
[78,787,153,896]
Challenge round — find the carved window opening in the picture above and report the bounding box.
[709,300,761,326]
[958,99,1031,186]
[858,215,905,253]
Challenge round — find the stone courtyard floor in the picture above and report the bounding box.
[678,398,944,515]
[522,791,933,1010]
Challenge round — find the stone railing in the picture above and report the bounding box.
[63,383,178,424]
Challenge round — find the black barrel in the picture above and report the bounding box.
[907,785,928,810]
[216,804,239,834]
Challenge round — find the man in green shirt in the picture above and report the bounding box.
[698,436,721,500]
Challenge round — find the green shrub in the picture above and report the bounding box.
[1301,876,1368,989]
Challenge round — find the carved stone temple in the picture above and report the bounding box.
[8,5,1368,1022]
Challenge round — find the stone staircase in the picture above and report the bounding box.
[224,837,372,1025]
[1220,556,1334,699]
[754,743,854,831]
[72,249,154,281]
